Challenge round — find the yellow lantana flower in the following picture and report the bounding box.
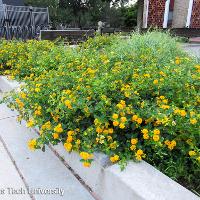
[113,121,119,126]
[65,100,72,109]
[110,155,119,163]
[153,129,160,135]
[136,149,143,156]
[34,109,42,116]
[80,152,93,160]
[153,135,160,142]
[190,118,197,125]
[135,149,145,161]
[161,105,170,110]
[116,103,124,109]
[141,129,148,134]
[180,110,187,117]
[108,128,114,134]
[67,136,73,143]
[153,79,159,84]
[175,58,180,65]
[165,140,176,150]
[137,118,142,124]
[54,124,63,133]
[119,123,125,129]
[67,130,75,136]
[83,162,91,167]
[20,92,27,99]
[96,127,103,133]
[131,138,138,145]
[27,119,34,128]
[28,139,37,150]
[64,143,72,152]
[120,117,127,123]
[53,133,59,139]
[130,145,136,151]
[35,88,41,92]
[112,114,119,119]
[132,115,138,121]
[143,133,149,140]
[159,96,165,99]
[189,151,196,157]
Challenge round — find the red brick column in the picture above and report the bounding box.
[147,0,166,28]
[191,0,200,28]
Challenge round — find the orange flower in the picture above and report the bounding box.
[131,138,138,145]
[137,118,142,124]
[153,79,159,84]
[83,162,91,167]
[53,133,59,139]
[113,121,119,126]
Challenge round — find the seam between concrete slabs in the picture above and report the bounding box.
[0,134,35,200]
[0,115,19,121]
[33,128,100,200]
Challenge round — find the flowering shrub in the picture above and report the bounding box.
[1,32,200,194]
[0,39,75,80]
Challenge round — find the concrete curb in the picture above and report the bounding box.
[52,144,199,200]
[0,76,20,93]
[0,75,199,200]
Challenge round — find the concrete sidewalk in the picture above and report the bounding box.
[0,138,31,200]
[182,43,200,58]
[0,92,94,200]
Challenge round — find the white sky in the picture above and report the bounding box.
[110,0,137,7]
[126,0,137,6]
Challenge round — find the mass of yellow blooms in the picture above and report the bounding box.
[1,32,199,193]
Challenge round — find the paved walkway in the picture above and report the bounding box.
[189,37,200,44]
[182,43,200,58]
[0,92,94,200]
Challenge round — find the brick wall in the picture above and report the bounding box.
[191,0,200,28]
[147,0,166,27]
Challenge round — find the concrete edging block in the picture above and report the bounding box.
[51,144,199,200]
[52,144,110,197]
[0,76,199,200]
[0,76,20,93]
[102,162,199,200]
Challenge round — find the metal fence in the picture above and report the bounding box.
[0,4,49,40]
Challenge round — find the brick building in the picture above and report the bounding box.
[139,0,200,28]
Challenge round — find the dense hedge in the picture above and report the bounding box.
[0,32,199,195]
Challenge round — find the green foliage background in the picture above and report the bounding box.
[24,0,138,28]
